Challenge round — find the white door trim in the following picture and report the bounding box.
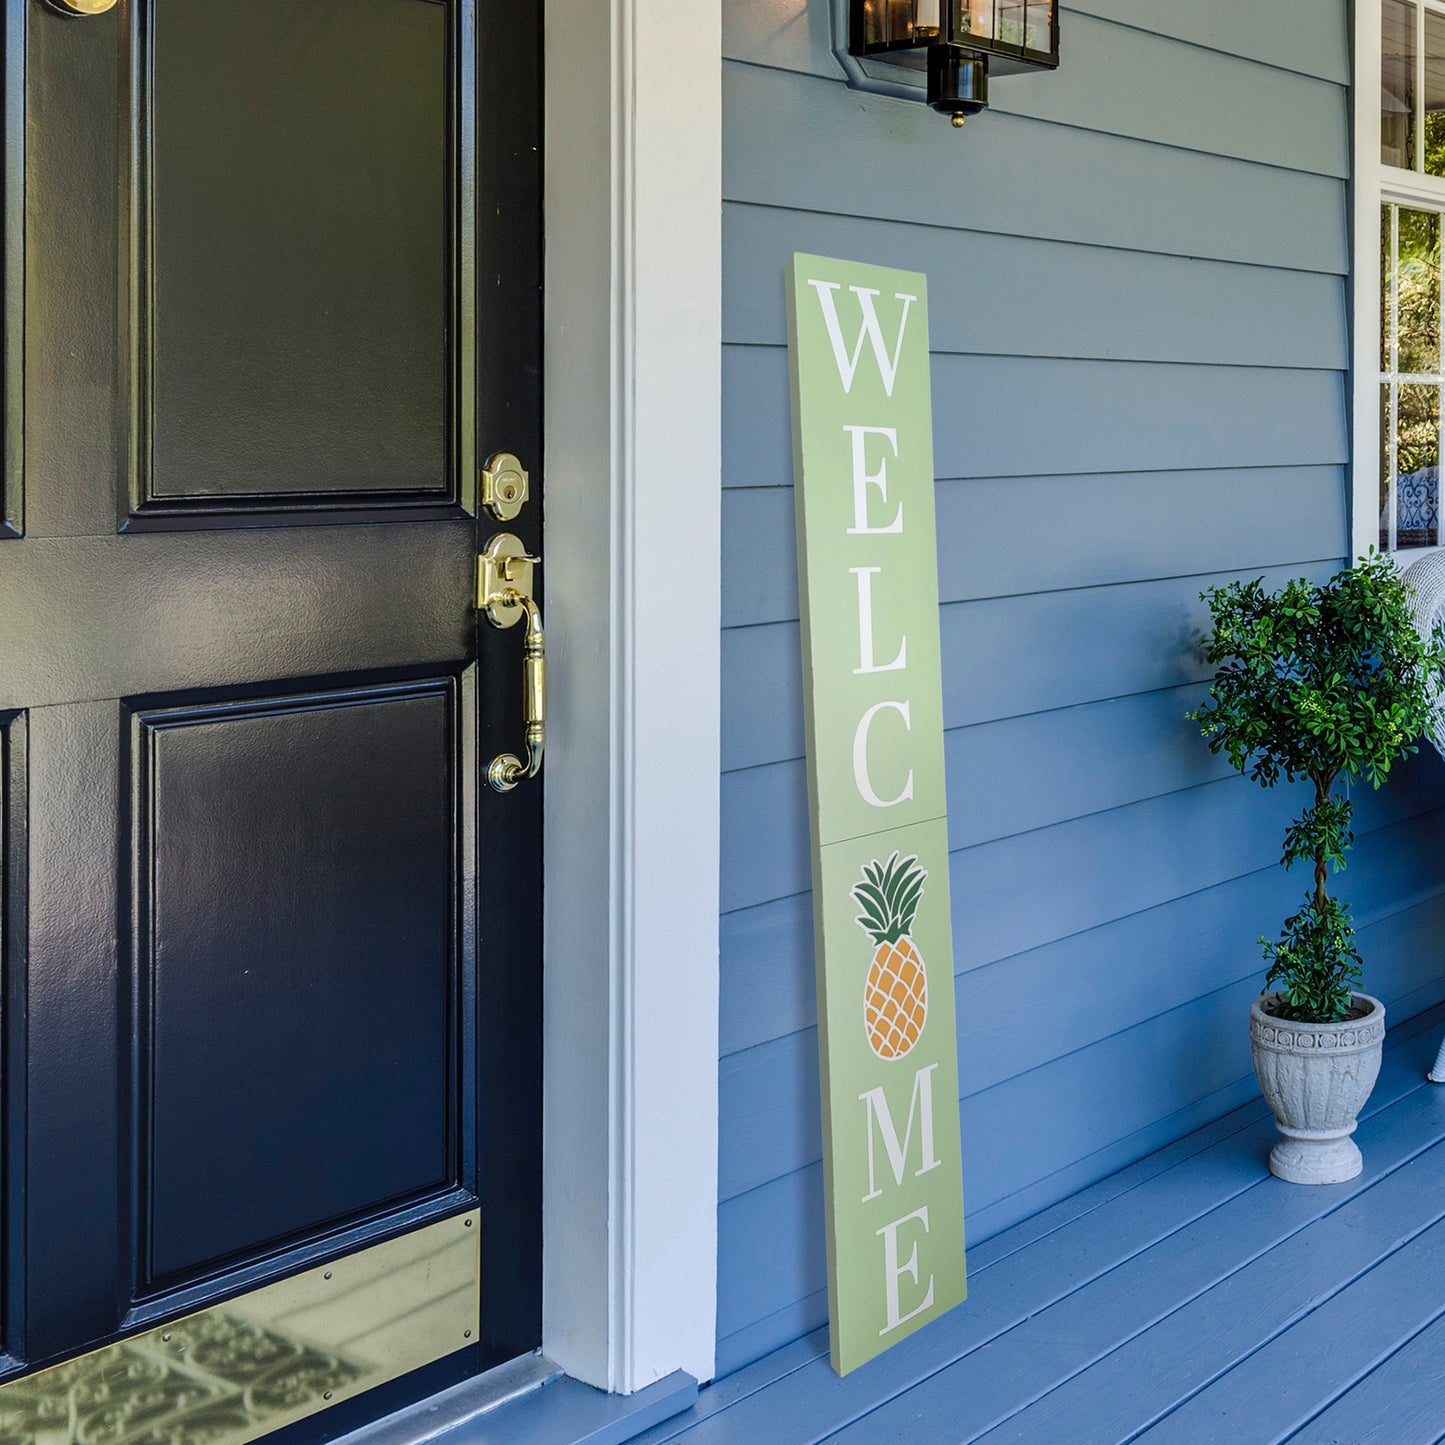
[1352,0,1382,562]
[541,0,723,1393]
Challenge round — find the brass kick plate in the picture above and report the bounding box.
[0,1211,480,1445]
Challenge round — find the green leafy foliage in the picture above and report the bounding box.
[1189,552,1445,1023]
[851,851,927,947]
[1260,895,1362,1024]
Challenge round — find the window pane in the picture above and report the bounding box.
[1382,384,1396,552]
[1397,208,1441,375]
[1397,383,1440,547]
[1427,9,1445,174]
[1384,205,1396,374]
[1384,0,1417,169]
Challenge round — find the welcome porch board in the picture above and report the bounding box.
[786,254,967,1375]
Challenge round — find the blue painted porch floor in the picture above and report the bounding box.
[644,1000,1445,1445]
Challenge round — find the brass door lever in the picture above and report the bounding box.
[478,533,545,793]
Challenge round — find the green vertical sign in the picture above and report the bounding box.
[787,254,967,1376]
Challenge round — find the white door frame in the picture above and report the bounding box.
[541,0,724,1393]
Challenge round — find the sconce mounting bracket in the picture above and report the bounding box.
[830,0,930,102]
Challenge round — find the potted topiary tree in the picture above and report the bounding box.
[1191,551,1445,1184]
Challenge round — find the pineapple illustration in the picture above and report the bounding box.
[852,851,929,1061]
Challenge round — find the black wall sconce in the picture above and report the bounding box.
[835,0,1059,127]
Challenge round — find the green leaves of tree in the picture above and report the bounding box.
[1189,552,1445,1023]
[1260,896,1363,1024]
[1280,795,1353,875]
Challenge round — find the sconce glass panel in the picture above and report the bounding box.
[998,0,1028,46]
[860,0,932,48]
[848,0,1058,80]
[945,0,1055,63]
[1024,0,1053,53]
[954,0,994,41]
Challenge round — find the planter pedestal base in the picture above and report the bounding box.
[1268,1131,1362,1185]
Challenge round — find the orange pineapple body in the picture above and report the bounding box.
[864,936,928,1060]
[852,851,931,1061]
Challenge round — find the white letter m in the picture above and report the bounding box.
[859,1063,942,1202]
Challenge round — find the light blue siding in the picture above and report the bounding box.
[725,6,1349,174]
[721,820,1445,1062]
[726,350,1349,485]
[718,814,1445,1206]
[722,474,1350,632]
[726,210,1350,367]
[725,66,1348,271]
[722,564,1342,776]
[727,0,1351,90]
[715,0,1445,1376]
[1067,0,1351,83]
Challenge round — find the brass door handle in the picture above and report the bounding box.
[47,0,118,13]
[478,533,545,793]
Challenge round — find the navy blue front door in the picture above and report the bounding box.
[0,0,542,1424]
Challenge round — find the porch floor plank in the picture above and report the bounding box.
[1287,1310,1445,1445]
[643,1003,1445,1445]
[1137,1184,1445,1442]
[976,1124,1445,1444]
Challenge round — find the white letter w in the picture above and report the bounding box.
[807,281,916,398]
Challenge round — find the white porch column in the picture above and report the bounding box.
[542,0,723,1393]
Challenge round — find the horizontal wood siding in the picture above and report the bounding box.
[715,0,1445,1375]
[724,7,1348,172]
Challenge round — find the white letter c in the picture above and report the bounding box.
[853,701,915,809]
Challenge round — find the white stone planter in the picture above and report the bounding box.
[1249,993,1386,1185]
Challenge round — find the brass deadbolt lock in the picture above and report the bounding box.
[481,452,529,523]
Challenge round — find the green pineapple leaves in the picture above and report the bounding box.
[851,851,929,947]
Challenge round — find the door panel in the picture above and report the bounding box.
[24,0,120,541]
[137,682,460,1292]
[1,4,18,541]
[0,525,474,709]
[25,701,124,1359]
[20,0,472,537]
[144,0,453,508]
[2,0,543,1421]
[0,712,20,1364]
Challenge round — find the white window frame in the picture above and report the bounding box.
[1355,0,1445,561]
[541,0,723,1395]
